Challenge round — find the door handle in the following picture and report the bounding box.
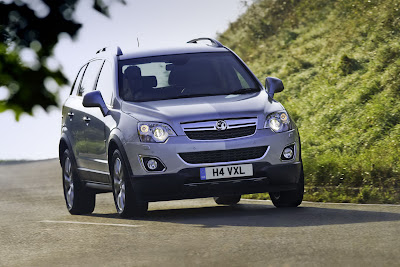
[83,116,91,123]
[67,112,74,121]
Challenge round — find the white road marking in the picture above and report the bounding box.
[40,220,143,227]
[242,198,400,207]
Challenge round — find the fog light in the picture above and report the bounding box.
[281,146,294,160]
[142,156,166,172]
[147,159,158,170]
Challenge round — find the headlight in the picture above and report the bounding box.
[138,122,176,143]
[264,111,292,133]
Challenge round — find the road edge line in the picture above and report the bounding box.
[40,220,143,227]
[242,198,400,207]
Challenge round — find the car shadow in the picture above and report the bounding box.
[86,202,400,228]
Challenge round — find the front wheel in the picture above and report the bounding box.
[111,150,148,218]
[62,150,95,215]
[269,164,304,208]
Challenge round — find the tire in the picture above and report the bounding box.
[62,149,95,215]
[214,195,241,205]
[111,150,148,218]
[269,163,304,208]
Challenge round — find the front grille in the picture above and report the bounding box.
[179,146,268,164]
[185,126,256,140]
[182,117,258,141]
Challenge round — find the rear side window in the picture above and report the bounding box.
[96,61,114,106]
[70,64,87,96]
[78,60,104,96]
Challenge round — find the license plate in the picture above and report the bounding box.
[200,164,253,180]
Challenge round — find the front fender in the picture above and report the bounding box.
[59,131,76,168]
[108,128,134,177]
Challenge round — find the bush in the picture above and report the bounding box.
[221,0,400,203]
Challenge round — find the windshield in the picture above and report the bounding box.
[118,52,260,102]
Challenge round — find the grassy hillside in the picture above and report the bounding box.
[219,0,400,203]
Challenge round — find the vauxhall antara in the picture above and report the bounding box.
[59,38,304,217]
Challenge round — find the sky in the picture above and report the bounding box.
[0,0,250,160]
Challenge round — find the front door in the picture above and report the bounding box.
[81,106,109,183]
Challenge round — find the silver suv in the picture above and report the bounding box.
[59,38,304,217]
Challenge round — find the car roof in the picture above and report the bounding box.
[118,43,229,61]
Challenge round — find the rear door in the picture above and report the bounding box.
[62,64,87,166]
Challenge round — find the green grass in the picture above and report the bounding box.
[219,0,400,203]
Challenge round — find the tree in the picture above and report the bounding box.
[0,0,124,120]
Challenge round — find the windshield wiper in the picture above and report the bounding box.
[167,93,224,100]
[230,88,260,94]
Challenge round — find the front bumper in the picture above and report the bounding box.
[123,128,301,202]
[124,128,300,175]
[130,161,302,202]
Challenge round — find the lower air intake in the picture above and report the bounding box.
[179,146,268,164]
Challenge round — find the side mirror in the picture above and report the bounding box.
[265,77,284,98]
[82,91,109,116]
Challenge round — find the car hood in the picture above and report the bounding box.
[121,90,284,135]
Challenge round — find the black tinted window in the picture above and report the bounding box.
[96,61,114,106]
[118,52,259,102]
[78,60,104,96]
[70,64,87,96]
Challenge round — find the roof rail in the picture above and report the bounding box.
[95,46,123,56]
[187,38,224,48]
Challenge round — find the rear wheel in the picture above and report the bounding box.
[269,164,304,208]
[111,150,148,218]
[62,149,95,214]
[214,195,241,205]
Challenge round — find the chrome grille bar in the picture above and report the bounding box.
[181,117,257,131]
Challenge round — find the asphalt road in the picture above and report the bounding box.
[0,159,399,266]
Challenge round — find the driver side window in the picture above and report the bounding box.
[96,61,114,106]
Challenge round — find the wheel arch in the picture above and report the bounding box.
[59,134,76,167]
[107,132,133,177]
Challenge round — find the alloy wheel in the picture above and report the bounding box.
[63,157,74,209]
[113,157,126,213]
